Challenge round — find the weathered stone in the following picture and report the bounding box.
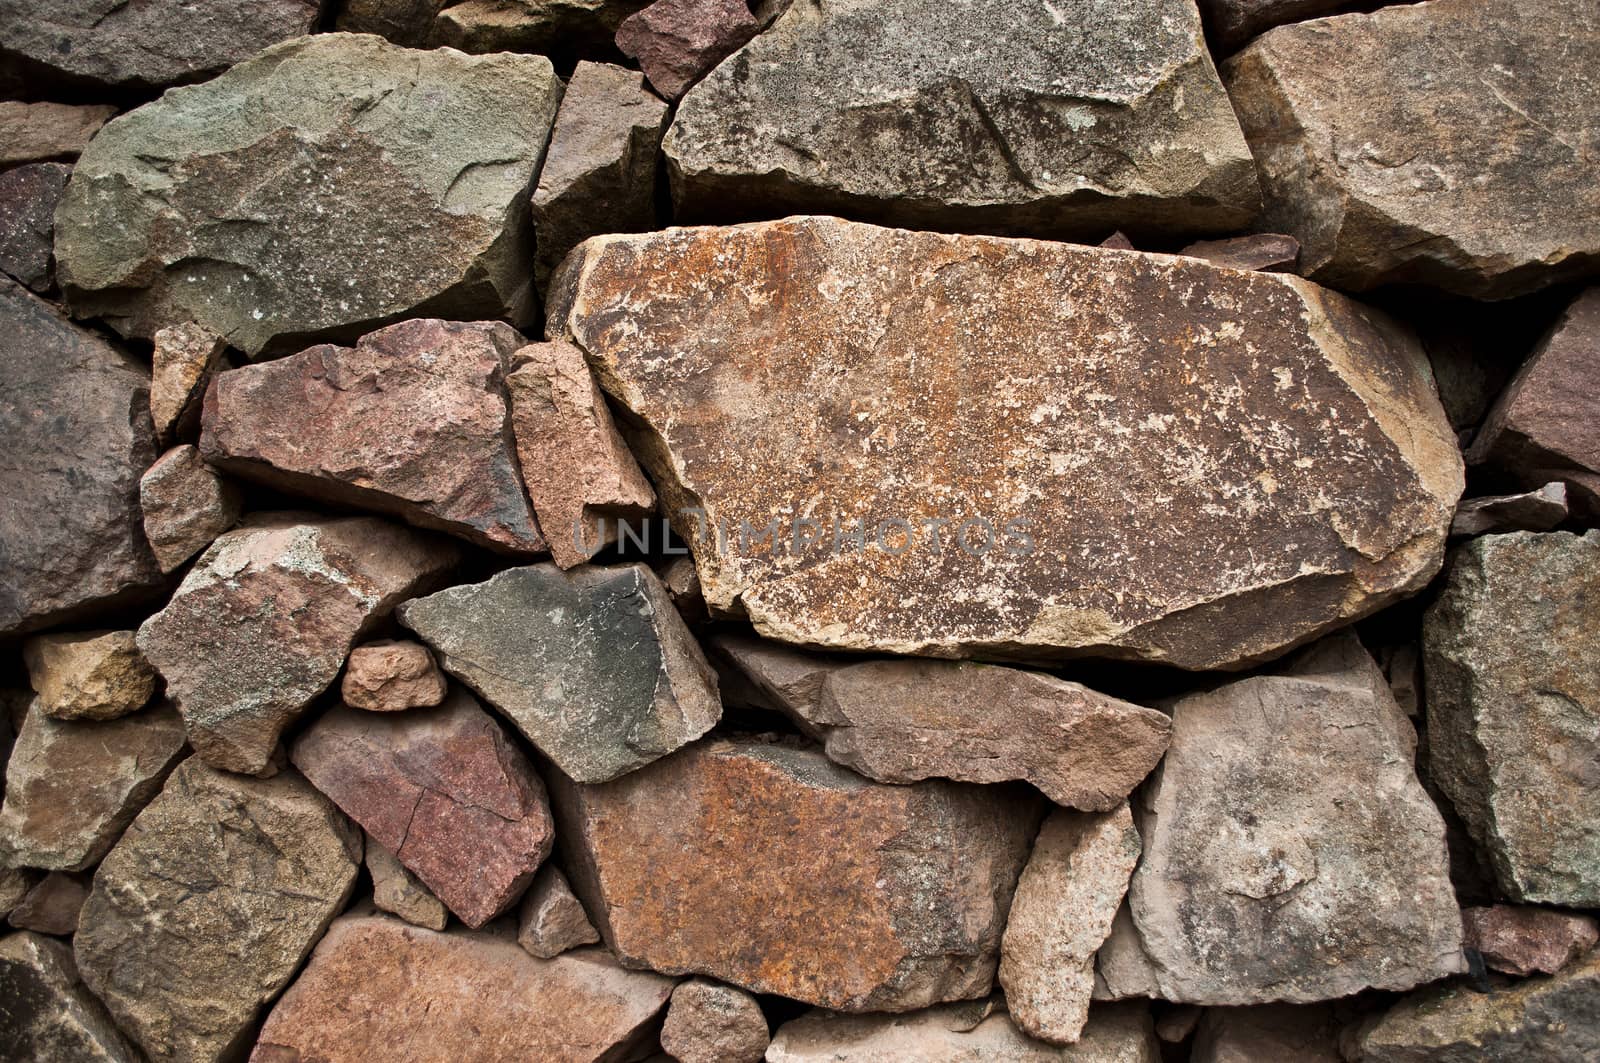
[552,735,1042,1011]
[531,61,669,294]
[0,163,69,291]
[506,341,656,568]
[767,1000,1160,1062]
[518,864,599,959]
[150,322,227,448]
[431,0,649,53]
[1224,0,1600,298]
[75,759,360,1063]
[0,101,116,167]
[0,0,320,90]
[551,216,1463,669]
[711,633,843,716]
[1200,0,1350,49]
[1179,233,1299,273]
[1450,484,1568,538]
[0,702,185,872]
[341,640,447,713]
[660,556,706,623]
[399,564,718,783]
[337,0,447,43]
[291,690,553,928]
[1464,906,1600,977]
[55,34,563,357]
[660,978,769,1063]
[1189,1004,1342,1063]
[138,514,460,776]
[7,873,88,936]
[616,0,758,101]
[1100,231,1137,251]
[1097,634,1464,1003]
[1379,642,1422,719]
[365,838,448,931]
[1000,806,1142,1044]
[664,1,1260,238]
[0,869,36,919]
[1424,531,1600,905]
[0,280,164,638]
[23,630,155,722]
[140,445,244,574]
[0,931,140,1062]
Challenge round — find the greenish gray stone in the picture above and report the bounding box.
[0,932,139,1063]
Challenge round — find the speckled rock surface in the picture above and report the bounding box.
[0,931,140,1062]
[365,838,448,931]
[659,978,769,1063]
[23,630,155,722]
[139,446,244,574]
[1463,906,1599,977]
[616,0,759,101]
[0,163,69,292]
[517,864,600,959]
[149,322,227,448]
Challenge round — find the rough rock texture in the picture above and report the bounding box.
[660,978,769,1063]
[365,838,448,931]
[665,0,1259,238]
[0,0,321,90]
[150,323,227,448]
[1000,806,1142,1044]
[1451,484,1568,538]
[55,34,564,357]
[1189,1003,1342,1063]
[1463,906,1599,977]
[399,564,718,783]
[203,318,546,552]
[1097,634,1464,1003]
[1200,0,1350,49]
[341,640,447,712]
[0,868,35,918]
[660,555,706,622]
[74,759,360,1063]
[1424,532,1600,904]
[506,341,656,567]
[1224,0,1600,298]
[0,280,164,638]
[138,514,460,776]
[0,703,185,872]
[616,0,758,101]
[551,216,1463,669]
[518,864,600,959]
[0,101,116,166]
[337,0,448,43]
[140,445,245,574]
[23,630,155,722]
[531,62,669,294]
[431,0,649,53]
[291,691,554,928]
[0,931,140,1062]
[0,163,69,292]
[1179,233,1299,273]
[252,916,674,1062]
[8,873,88,936]
[551,735,1043,1011]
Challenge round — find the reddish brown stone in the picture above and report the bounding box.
[518,864,600,959]
[0,163,70,292]
[1179,233,1299,273]
[291,690,554,928]
[150,322,227,447]
[660,978,769,1063]
[1464,905,1600,977]
[340,640,447,713]
[1099,231,1136,251]
[615,0,758,100]
[7,873,87,937]
[139,445,244,574]
[0,102,116,167]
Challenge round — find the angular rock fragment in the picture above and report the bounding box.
[1189,1004,1342,1063]
[552,216,1463,668]
[0,101,116,167]
[338,0,448,43]
[1097,634,1464,1003]
[341,640,447,713]
[139,445,244,574]
[138,514,460,776]
[1224,0,1600,298]
[23,630,155,722]
[518,864,599,959]
[0,702,186,872]
[203,319,546,552]
[431,0,649,53]
[150,322,227,448]
[1100,231,1137,251]
[552,735,1042,1011]
[8,873,88,937]
[1463,906,1599,977]
[0,869,35,919]
[1450,484,1568,538]
[291,691,554,928]
[55,34,563,357]
[665,1,1260,237]
[75,759,360,1063]
[252,916,674,1062]
[1200,0,1350,49]
[660,556,706,623]
[1424,532,1600,905]
[616,0,758,101]
[710,634,843,716]
[1000,806,1142,1044]
[660,978,769,1063]
[366,839,448,931]
[1178,233,1299,273]
[0,163,70,292]
[0,931,140,1063]
[400,564,718,783]
[0,280,164,638]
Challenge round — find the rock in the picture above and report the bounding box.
[150,322,227,448]
[431,0,649,53]
[1154,1005,1202,1044]
[1000,805,1142,1044]
[0,163,70,291]
[0,869,36,918]
[290,690,554,928]
[1189,1004,1342,1063]
[341,640,447,713]
[0,280,164,638]
[0,702,186,872]
[365,838,448,931]
[616,0,758,101]
[1379,642,1423,719]
[1200,0,1350,49]
[660,978,769,1063]
[0,0,320,90]
[1179,233,1299,273]
[550,216,1463,669]
[710,634,843,716]
[74,759,360,1063]
[1463,906,1600,977]
[766,1000,1160,1062]
[0,931,140,1062]
[517,864,600,959]
[1100,231,1137,251]
[337,0,447,43]
[252,916,674,1062]
[1096,634,1464,1003]
[506,341,657,568]
[551,735,1042,1011]
[1424,531,1600,905]
[55,34,563,358]
[1469,289,1600,514]
[1223,0,1600,298]
[7,873,88,936]
[202,318,546,552]
[660,556,706,623]
[531,61,670,294]
[22,630,155,722]
[663,0,1260,238]
[139,445,244,574]
[0,101,116,166]
[399,564,719,783]
[138,514,460,776]
[1450,484,1568,538]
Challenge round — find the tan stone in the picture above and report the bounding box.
[366,839,448,932]
[149,322,226,447]
[23,630,155,721]
[0,101,117,167]
[340,640,447,713]
[139,445,244,574]
[660,978,769,1063]
[517,864,599,959]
